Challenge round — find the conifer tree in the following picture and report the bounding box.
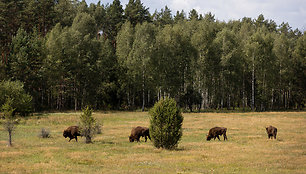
[149,98,183,149]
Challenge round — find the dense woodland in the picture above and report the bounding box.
[0,0,305,112]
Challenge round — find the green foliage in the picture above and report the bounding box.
[1,1,305,111]
[54,0,77,27]
[154,23,198,96]
[180,86,202,112]
[45,12,113,109]
[0,80,32,116]
[291,32,306,108]
[1,98,19,147]
[149,98,183,149]
[71,12,97,37]
[8,28,44,111]
[174,10,186,23]
[2,98,15,119]
[152,6,173,27]
[104,0,124,42]
[79,106,97,143]
[189,9,199,20]
[125,0,151,26]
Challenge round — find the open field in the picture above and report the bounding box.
[0,112,305,173]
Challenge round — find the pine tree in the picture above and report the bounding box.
[104,0,124,47]
[2,98,17,147]
[124,0,151,26]
[79,106,96,143]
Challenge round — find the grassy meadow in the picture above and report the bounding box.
[0,111,305,173]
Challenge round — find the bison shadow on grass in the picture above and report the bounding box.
[206,127,228,141]
[129,126,151,142]
[63,126,81,142]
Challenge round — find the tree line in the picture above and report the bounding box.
[0,0,305,112]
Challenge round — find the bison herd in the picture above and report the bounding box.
[63,125,278,142]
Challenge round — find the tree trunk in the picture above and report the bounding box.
[271,89,274,110]
[147,90,150,107]
[142,69,145,112]
[251,52,255,111]
[242,70,246,111]
[86,135,92,144]
[8,129,12,147]
[127,90,131,107]
[74,88,77,111]
[228,94,231,110]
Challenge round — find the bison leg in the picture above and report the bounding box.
[213,135,217,140]
[216,135,220,141]
[148,134,151,141]
[223,133,228,141]
[273,134,276,139]
[144,136,147,142]
[75,136,78,142]
[69,138,72,142]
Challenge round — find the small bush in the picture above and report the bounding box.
[149,97,184,150]
[95,122,102,134]
[2,98,18,146]
[39,128,50,138]
[79,106,97,143]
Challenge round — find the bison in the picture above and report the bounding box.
[206,127,228,141]
[129,126,151,142]
[266,125,277,139]
[63,126,81,142]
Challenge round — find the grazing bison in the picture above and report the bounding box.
[129,126,151,142]
[266,125,277,139]
[63,126,81,142]
[206,127,228,141]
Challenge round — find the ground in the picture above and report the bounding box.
[0,112,305,173]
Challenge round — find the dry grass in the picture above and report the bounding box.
[0,111,305,173]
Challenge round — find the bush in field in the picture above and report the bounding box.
[149,98,184,150]
[95,123,102,134]
[79,106,98,143]
[39,128,51,138]
[0,80,32,116]
[1,98,19,146]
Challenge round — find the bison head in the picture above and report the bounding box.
[63,130,68,138]
[206,135,212,141]
[129,136,134,142]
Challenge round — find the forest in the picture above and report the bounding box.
[0,0,305,112]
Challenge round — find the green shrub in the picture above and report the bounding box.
[2,98,19,146]
[149,98,184,150]
[0,80,32,116]
[95,123,102,134]
[79,106,97,143]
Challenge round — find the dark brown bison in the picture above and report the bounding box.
[63,126,81,142]
[266,125,277,139]
[129,126,151,142]
[206,127,228,141]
